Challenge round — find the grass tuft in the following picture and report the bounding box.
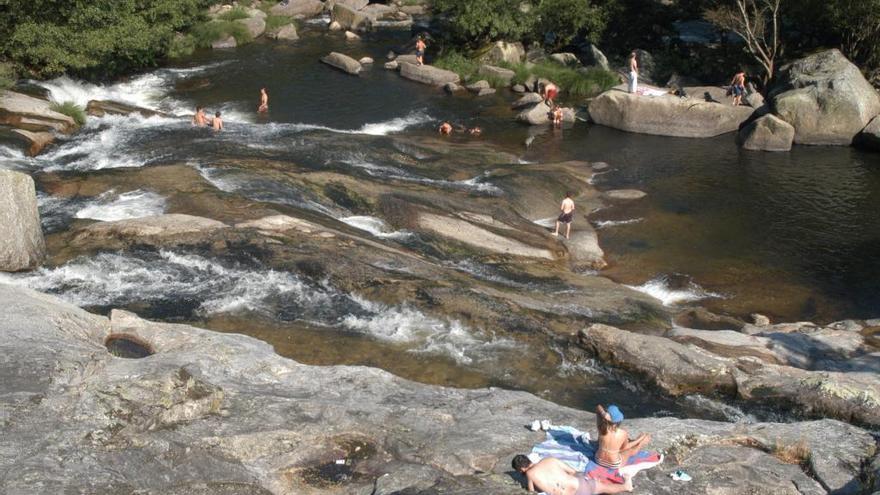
[434,50,480,83]
[266,14,293,33]
[772,439,811,465]
[191,20,253,48]
[50,101,86,126]
[217,6,251,21]
[502,60,618,97]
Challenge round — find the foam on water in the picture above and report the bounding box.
[681,395,756,423]
[593,218,643,229]
[627,274,723,306]
[283,110,433,137]
[339,216,411,240]
[0,145,32,171]
[341,157,501,194]
[74,189,166,222]
[196,165,338,215]
[533,217,557,228]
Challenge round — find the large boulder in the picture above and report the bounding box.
[578,43,609,70]
[517,103,576,125]
[478,64,515,85]
[399,62,460,86]
[0,90,76,133]
[0,171,46,271]
[331,3,371,31]
[328,0,369,10]
[417,213,554,260]
[237,15,266,39]
[855,115,880,151]
[588,88,755,138]
[512,92,544,109]
[10,129,54,156]
[211,36,237,49]
[481,41,525,65]
[737,113,795,152]
[69,214,228,251]
[769,49,880,145]
[270,23,299,41]
[270,0,324,17]
[549,52,580,67]
[320,51,363,75]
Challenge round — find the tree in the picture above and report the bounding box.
[432,0,535,46]
[534,0,607,50]
[704,0,782,86]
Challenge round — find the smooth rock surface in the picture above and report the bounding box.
[578,43,609,70]
[482,41,525,65]
[0,90,77,133]
[550,52,580,67]
[0,171,46,271]
[512,92,544,109]
[85,100,166,118]
[517,103,553,125]
[399,63,460,86]
[69,214,228,251]
[321,51,363,75]
[602,189,646,200]
[344,30,360,40]
[418,213,554,260]
[212,36,237,49]
[738,113,795,151]
[238,16,267,39]
[271,23,299,41]
[1,284,876,494]
[770,49,880,145]
[10,129,54,156]
[478,64,515,85]
[332,3,371,31]
[589,88,755,138]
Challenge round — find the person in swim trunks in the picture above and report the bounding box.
[595,405,652,470]
[512,455,633,494]
[730,70,746,106]
[554,191,575,239]
[258,87,269,113]
[415,34,426,65]
[542,82,559,107]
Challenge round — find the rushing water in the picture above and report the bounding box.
[1,27,878,422]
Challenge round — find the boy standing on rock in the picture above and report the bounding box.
[554,191,575,239]
[628,52,638,94]
[415,35,426,65]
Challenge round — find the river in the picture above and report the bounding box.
[1,27,877,423]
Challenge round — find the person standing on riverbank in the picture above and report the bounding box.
[554,192,575,239]
[258,88,268,113]
[415,35,426,66]
[730,71,746,106]
[628,52,638,94]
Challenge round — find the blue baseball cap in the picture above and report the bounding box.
[607,405,624,423]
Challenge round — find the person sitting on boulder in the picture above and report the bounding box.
[438,121,453,135]
[553,191,575,239]
[595,405,651,469]
[541,82,559,107]
[730,70,746,106]
[415,35,426,66]
[212,111,223,131]
[512,455,634,494]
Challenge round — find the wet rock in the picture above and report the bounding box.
[10,128,54,156]
[578,324,738,396]
[417,213,554,260]
[270,23,299,41]
[238,16,266,39]
[0,170,46,271]
[384,60,399,70]
[344,30,360,40]
[271,0,324,17]
[466,80,490,92]
[443,82,462,94]
[69,214,228,251]
[478,64,515,85]
[321,52,363,75]
[589,88,755,138]
[0,90,76,133]
[770,49,880,145]
[512,92,544,109]
[85,100,167,118]
[673,307,744,331]
[562,228,606,270]
[751,313,771,326]
[332,3,371,31]
[855,115,880,152]
[512,84,526,93]
[476,88,496,97]
[550,52,580,67]
[591,162,609,171]
[517,103,553,125]
[359,56,373,65]
[328,20,342,31]
[399,62,460,86]
[602,189,646,200]
[400,4,427,15]
[668,327,783,364]
[738,113,795,152]
[212,36,237,49]
[481,41,525,65]
[394,54,419,66]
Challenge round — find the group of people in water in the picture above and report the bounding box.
[513,405,652,494]
[192,87,269,130]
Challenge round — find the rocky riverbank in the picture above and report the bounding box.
[2,283,878,494]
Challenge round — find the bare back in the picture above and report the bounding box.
[597,427,628,465]
[561,197,575,214]
[526,458,578,495]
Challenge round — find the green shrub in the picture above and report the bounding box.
[191,20,253,48]
[434,50,480,82]
[266,15,292,33]
[218,6,250,21]
[0,62,16,90]
[432,0,535,46]
[503,60,618,97]
[50,101,86,126]
[168,34,197,59]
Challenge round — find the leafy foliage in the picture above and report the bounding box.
[432,0,536,46]
[434,51,481,82]
[266,15,293,33]
[50,101,87,126]
[0,62,16,90]
[534,0,607,49]
[0,0,217,79]
[190,20,253,48]
[217,6,250,21]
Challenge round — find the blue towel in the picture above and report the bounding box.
[530,426,593,472]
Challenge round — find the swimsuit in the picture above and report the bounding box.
[576,477,597,495]
[596,444,623,468]
[733,84,745,96]
[558,211,574,224]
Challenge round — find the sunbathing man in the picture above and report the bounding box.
[212,111,223,131]
[258,87,269,113]
[438,121,453,135]
[512,455,633,495]
[595,405,651,470]
[553,191,575,239]
[192,106,207,126]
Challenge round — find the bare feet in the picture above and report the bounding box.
[552,232,559,236]
[622,474,634,492]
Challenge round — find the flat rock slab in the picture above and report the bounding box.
[11,128,54,156]
[321,51,362,75]
[86,100,167,118]
[70,213,227,250]
[332,3,371,31]
[1,284,876,494]
[561,227,606,270]
[0,90,76,133]
[0,170,46,271]
[399,62,460,86]
[589,88,755,138]
[418,212,553,260]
